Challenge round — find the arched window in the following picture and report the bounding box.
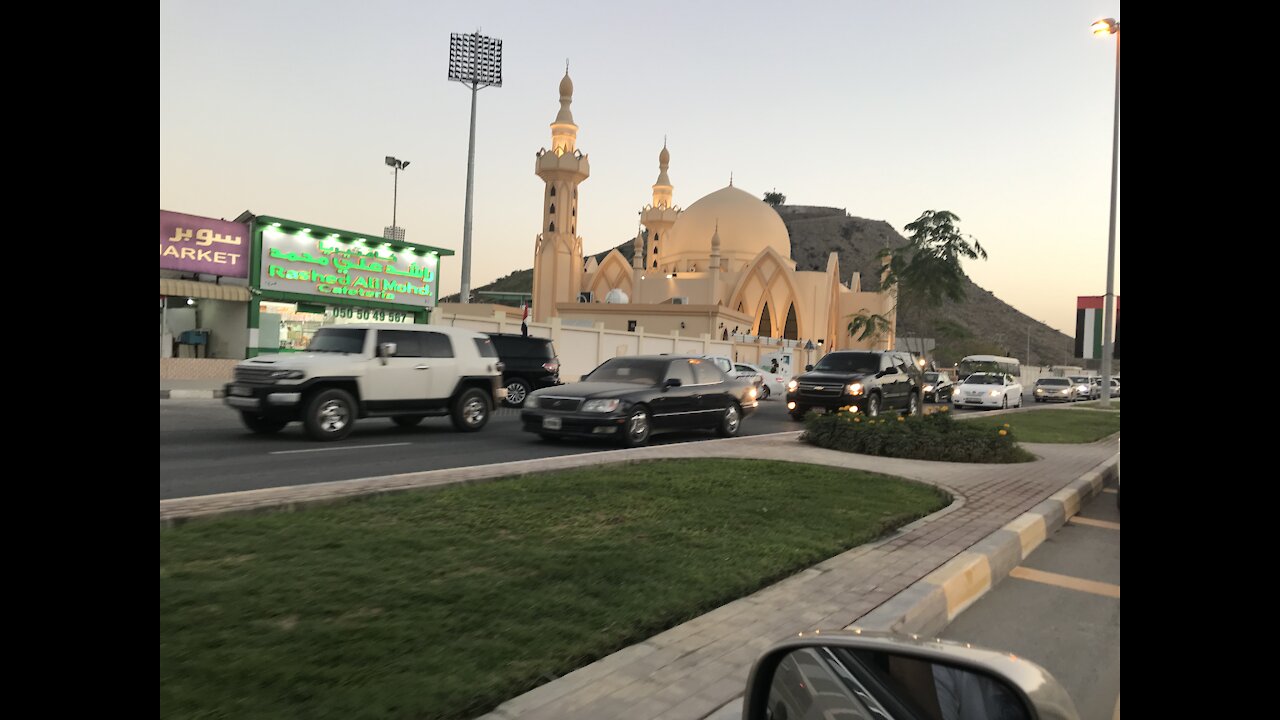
[572,207,576,216]
[549,221,555,232]
[571,225,575,234]
[549,203,556,214]
[654,233,659,242]
[783,303,799,340]
[758,302,772,338]
[653,260,658,269]
[550,186,556,197]
[737,301,744,313]
[653,246,659,255]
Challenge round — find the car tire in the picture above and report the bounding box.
[1001,396,1008,410]
[538,433,560,442]
[502,378,532,408]
[450,388,490,432]
[303,388,357,441]
[240,412,287,435]
[619,406,651,447]
[904,392,920,417]
[392,415,425,428]
[716,402,743,438]
[759,385,771,401]
[866,393,881,417]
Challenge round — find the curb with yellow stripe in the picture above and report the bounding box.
[853,452,1120,637]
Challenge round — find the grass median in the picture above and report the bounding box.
[1000,407,1121,442]
[160,459,949,720]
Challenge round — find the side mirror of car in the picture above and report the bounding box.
[664,378,682,389]
[377,342,397,365]
[742,631,1079,720]
[805,365,814,372]
[580,374,591,382]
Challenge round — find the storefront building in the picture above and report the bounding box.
[247,216,454,357]
[160,209,252,359]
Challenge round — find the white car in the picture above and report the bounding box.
[952,372,1023,410]
[732,362,787,400]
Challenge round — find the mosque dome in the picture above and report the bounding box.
[661,185,791,266]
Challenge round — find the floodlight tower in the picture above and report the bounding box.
[384,156,409,241]
[448,31,503,303]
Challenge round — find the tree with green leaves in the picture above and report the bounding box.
[847,210,988,358]
[763,191,785,207]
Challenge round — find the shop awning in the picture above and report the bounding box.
[160,278,251,302]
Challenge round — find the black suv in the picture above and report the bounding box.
[786,350,923,420]
[486,333,562,408]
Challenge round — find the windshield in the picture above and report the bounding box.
[308,328,367,354]
[812,352,879,374]
[584,358,666,386]
[924,373,940,382]
[1070,377,1090,383]
[1038,378,1070,386]
[964,374,1002,385]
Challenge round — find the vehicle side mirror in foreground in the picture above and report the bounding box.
[742,631,1079,720]
[580,375,591,381]
[805,365,814,372]
[664,378,682,389]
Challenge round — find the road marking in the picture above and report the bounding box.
[1102,488,1117,494]
[1069,516,1120,531]
[1008,567,1120,599]
[270,442,412,455]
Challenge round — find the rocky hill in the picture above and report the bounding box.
[447,204,1076,365]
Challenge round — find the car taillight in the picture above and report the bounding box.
[543,360,560,375]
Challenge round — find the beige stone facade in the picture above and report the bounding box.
[532,72,896,351]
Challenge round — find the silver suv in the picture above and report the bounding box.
[225,324,506,440]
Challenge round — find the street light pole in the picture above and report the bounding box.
[1092,18,1120,408]
[384,156,410,241]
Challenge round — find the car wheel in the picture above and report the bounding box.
[503,378,531,408]
[866,394,881,417]
[716,403,743,438]
[1001,395,1008,410]
[392,415,425,428]
[619,406,651,447]
[904,392,920,417]
[240,412,287,435]
[303,388,357,441]
[450,388,490,432]
[759,385,771,401]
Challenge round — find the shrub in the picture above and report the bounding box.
[800,407,1035,463]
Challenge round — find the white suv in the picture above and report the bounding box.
[224,324,506,441]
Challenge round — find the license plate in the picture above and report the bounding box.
[542,417,562,430]
[811,407,826,415]
[966,399,982,404]
[230,385,251,397]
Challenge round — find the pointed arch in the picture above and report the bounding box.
[728,246,806,339]
[588,249,635,300]
[783,303,799,340]
[758,301,773,338]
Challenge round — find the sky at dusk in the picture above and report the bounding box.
[160,0,1120,336]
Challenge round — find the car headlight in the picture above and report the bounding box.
[1035,388,1044,393]
[581,399,622,413]
[787,380,798,392]
[923,384,934,393]
[847,382,863,395]
[748,387,757,398]
[270,370,305,380]
[989,390,1000,397]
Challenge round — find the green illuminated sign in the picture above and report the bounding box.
[258,229,440,308]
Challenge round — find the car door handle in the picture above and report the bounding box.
[414,365,430,370]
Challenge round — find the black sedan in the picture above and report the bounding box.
[521,355,759,447]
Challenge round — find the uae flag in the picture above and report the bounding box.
[1075,296,1120,359]
[521,301,529,337]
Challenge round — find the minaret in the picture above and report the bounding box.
[708,221,722,305]
[533,69,590,322]
[641,140,679,274]
[631,223,646,303]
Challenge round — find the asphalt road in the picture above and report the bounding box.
[160,398,802,500]
[941,478,1121,720]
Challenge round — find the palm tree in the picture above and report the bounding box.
[847,210,987,353]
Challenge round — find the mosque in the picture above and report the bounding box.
[531,71,896,350]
